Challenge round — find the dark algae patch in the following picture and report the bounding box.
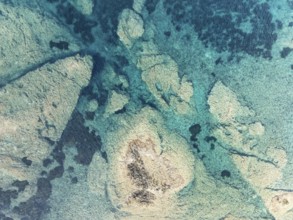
[189,123,201,141]
[49,40,69,50]
[164,0,278,59]
[221,170,231,178]
[12,180,29,192]
[145,0,160,14]
[21,157,32,166]
[0,188,18,210]
[58,111,102,165]
[280,47,293,58]
[13,178,52,220]
[9,108,103,219]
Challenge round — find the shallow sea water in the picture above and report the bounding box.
[0,0,292,219]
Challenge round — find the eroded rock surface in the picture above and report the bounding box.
[1,0,292,219]
[88,107,195,218]
[0,1,81,86]
[117,9,144,48]
[0,55,92,189]
[208,81,290,220]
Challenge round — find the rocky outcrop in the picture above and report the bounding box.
[208,81,290,220]
[88,107,195,218]
[0,55,92,189]
[0,2,81,86]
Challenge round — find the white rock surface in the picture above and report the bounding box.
[88,107,195,218]
[208,81,290,220]
[0,2,80,86]
[104,91,129,116]
[0,55,92,188]
[117,9,144,48]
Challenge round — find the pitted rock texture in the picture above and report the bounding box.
[0,1,81,86]
[0,55,92,190]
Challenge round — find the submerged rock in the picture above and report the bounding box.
[88,107,195,218]
[117,9,145,48]
[208,81,290,220]
[0,55,92,189]
[0,2,81,86]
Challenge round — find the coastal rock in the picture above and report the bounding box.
[0,2,80,86]
[0,55,92,188]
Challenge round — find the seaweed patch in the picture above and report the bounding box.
[164,0,278,59]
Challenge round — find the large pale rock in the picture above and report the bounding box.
[88,107,195,218]
[208,81,253,124]
[0,55,92,188]
[88,107,268,219]
[208,81,290,219]
[0,2,80,86]
[137,41,194,114]
[207,81,263,154]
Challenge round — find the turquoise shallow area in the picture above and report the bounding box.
[0,0,292,219]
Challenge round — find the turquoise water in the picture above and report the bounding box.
[0,0,292,219]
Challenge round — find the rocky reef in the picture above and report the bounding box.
[0,0,293,219]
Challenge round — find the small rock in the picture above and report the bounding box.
[117,9,144,48]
